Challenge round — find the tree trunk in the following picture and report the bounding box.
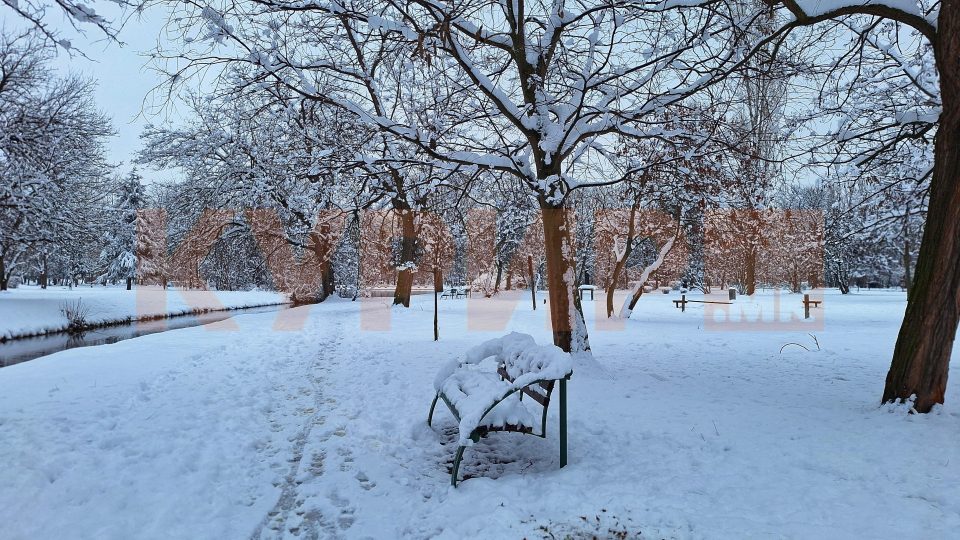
[606,207,638,318]
[903,238,912,300]
[606,252,630,318]
[744,247,757,296]
[310,225,336,301]
[541,206,589,353]
[393,209,416,307]
[0,256,6,291]
[126,277,132,290]
[882,14,960,413]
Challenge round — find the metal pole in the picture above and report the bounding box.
[528,255,536,311]
[559,378,567,468]
[433,268,441,340]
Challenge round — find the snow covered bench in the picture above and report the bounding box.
[427,332,573,486]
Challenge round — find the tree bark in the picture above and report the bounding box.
[0,256,6,291]
[541,206,589,353]
[882,9,960,412]
[903,237,912,300]
[606,207,638,318]
[393,209,416,307]
[126,277,132,291]
[744,247,757,296]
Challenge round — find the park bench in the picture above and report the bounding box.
[673,294,732,312]
[428,332,573,487]
[578,284,596,301]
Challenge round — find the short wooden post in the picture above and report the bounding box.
[559,378,567,468]
[804,293,810,319]
[681,294,686,312]
[528,255,536,311]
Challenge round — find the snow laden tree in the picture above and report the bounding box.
[1,0,134,52]
[138,84,352,301]
[99,169,147,290]
[0,32,112,291]
[716,0,950,411]
[593,109,726,319]
[151,0,751,353]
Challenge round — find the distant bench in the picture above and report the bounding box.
[673,294,732,312]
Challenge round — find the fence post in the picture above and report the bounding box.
[804,293,810,319]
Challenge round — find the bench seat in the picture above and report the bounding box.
[435,368,538,439]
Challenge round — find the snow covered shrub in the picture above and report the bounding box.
[7,276,19,289]
[60,299,90,333]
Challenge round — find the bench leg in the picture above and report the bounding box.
[451,445,466,487]
[427,394,440,427]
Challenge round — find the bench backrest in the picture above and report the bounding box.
[486,332,573,408]
[498,365,556,407]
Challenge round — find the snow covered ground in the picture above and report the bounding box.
[0,285,288,340]
[0,289,957,538]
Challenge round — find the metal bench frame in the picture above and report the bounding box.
[428,365,569,487]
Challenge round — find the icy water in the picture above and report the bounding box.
[0,304,291,367]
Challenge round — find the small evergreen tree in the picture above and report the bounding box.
[99,169,147,289]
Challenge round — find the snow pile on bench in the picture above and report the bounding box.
[433,332,573,445]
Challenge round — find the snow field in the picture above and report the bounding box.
[0,289,957,538]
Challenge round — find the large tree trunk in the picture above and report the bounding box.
[903,237,912,300]
[541,206,589,353]
[882,15,960,412]
[393,209,416,307]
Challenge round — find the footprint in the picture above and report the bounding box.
[355,471,376,491]
[308,451,325,476]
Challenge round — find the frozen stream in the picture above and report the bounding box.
[0,304,291,367]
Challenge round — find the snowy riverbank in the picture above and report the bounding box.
[0,289,957,538]
[0,285,289,341]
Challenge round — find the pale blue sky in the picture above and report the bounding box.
[4,4,181,182]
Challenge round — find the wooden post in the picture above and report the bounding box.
[804,293,810,319]
[528,255,536,311]
[681,294,686,312]
[559,378,567,468]
[433,268,442,341]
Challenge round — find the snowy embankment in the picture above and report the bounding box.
[0,285,289,341]
[1,289,958,538]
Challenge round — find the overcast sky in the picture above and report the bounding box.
[7,5,182,183]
